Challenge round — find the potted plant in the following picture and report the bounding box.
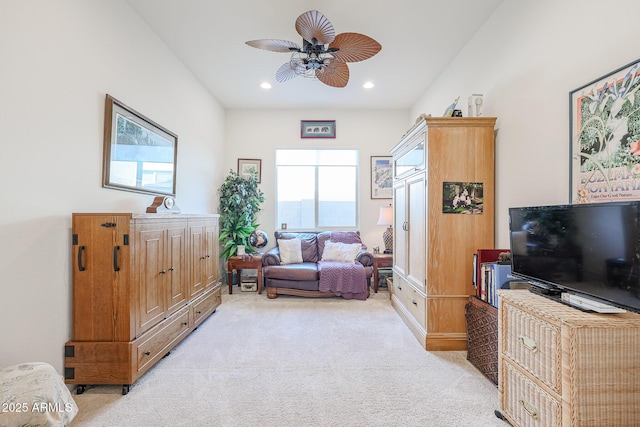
[218,170,265,261]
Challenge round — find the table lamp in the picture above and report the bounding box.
[377,204,393,253]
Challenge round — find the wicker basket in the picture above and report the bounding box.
[465,296,498,385]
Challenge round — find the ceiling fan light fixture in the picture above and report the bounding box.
[246,10,381,88]
[260,82,272,89]
[363,81,375,89]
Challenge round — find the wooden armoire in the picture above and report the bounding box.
[390,117,496,351]
[64,213,221,395]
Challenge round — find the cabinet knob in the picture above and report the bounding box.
[196,310,202,314]
[201,256,206,260]
[168,267,175,271]
[159,270,166,274]
[183,322,188,326]
[144,351,151,356]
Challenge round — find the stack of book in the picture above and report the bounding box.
[472,249,512,308]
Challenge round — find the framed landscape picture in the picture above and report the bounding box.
[103,95,177,196]
[570,58,640,203]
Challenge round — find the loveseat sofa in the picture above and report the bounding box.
[262,231,374,300]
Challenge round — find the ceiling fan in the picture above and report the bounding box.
[246,10,381,88]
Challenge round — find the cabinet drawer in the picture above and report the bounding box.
[501,359,561,427]
[136,307,190,372]
[502,301,561,394]
[191,287,221,328]
[394,277,426,329]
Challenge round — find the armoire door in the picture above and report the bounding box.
[393,180,407,277]
[406,172,426,293]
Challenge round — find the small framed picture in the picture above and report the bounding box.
[301,120,336,138]
[371,156,392,199]
[237,158,262,183]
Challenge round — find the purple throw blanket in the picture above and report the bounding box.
[330,231,366,249]
[318,261,367,300]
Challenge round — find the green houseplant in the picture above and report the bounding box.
[218,170,265,261]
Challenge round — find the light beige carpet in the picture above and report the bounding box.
[70,289,506,426]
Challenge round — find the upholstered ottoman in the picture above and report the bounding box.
[0,362,78,426]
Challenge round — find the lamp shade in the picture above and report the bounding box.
[377,205,393,226]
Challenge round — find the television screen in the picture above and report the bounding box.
[508,201,640,313]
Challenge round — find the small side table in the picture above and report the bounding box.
[227,254,263,295]
[372,253,393,293]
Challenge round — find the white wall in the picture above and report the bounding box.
[0,1,225,371]
[411,0,640,248]
[225,109,409,251]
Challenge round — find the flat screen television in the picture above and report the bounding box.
[508,201,640,313]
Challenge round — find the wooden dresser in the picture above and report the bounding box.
[64,213,221,395]
[498,290,640,426]
[390,117,496,350]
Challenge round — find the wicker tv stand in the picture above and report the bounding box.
[497,290,640,426]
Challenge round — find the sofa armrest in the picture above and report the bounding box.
[262,246,282,266]
[356,250,374,267]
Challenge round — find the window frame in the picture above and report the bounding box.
[275,149,360,231]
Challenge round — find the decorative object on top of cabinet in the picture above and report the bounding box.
[300,120,336,138]
[146,195,181,213]
[442,96,460,117]
[103,95,177,197]
[497,289,640,426]
[237,158,262,183]
[468,94,483,117]
[371,156,392,199]
[391,116,497,351]
[570,57,640,204]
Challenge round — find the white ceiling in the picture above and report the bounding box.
[125,0,504,110]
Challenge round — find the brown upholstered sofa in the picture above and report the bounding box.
[261,231,374,299]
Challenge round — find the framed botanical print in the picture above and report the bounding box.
[570,58,640,203]
[238,158,261,183]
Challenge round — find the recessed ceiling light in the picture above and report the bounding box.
[363,81,375,89]
[260,82,272,89]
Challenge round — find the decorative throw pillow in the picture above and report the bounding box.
[321,241,362,263]
[278,238,303,265]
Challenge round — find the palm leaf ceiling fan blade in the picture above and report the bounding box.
[246,39,301,53]
[329,33,382,62]
[295,10,335,45]
[275,62,302,83]
[316,61,349,88]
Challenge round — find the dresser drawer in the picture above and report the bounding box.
[501,358,561,427]
[501,301,561,394]
[136,307,190,372]
[191,286,221,328]
[394,277,426,329]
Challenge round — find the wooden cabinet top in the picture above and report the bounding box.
[72,213,219,219]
